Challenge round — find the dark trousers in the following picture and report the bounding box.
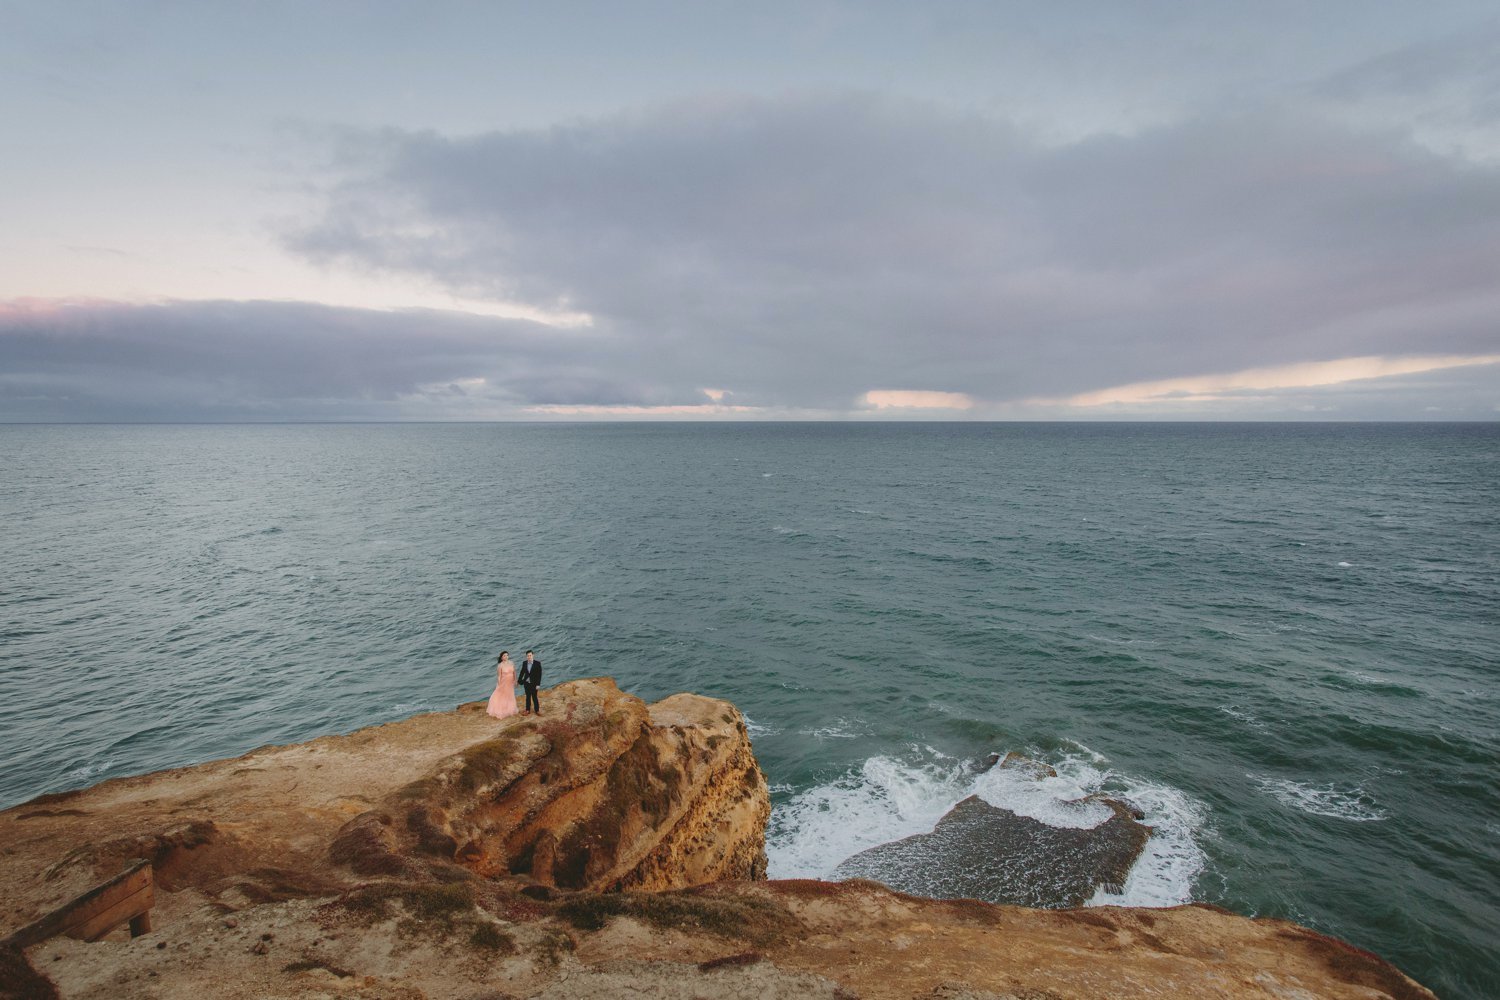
[523,685,540,713]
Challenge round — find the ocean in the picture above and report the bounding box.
[1,422,1495,998]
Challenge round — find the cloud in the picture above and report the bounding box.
[1047,353,1500,407]
[0,298,632,422]
[863,390,974,410]
[1311,23,1500,162]
[282,95,1499,405]
[521,403,762,417]
[4,92,1499,420]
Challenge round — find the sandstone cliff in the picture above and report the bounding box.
[0,679,1436,1000]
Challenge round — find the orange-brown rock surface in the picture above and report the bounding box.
[0,678,1435,1000]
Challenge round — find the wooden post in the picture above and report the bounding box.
[2,861,155,949]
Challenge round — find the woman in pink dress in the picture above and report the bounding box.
[486,651,519,720]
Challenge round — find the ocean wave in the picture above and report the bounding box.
[1250,775,1389,822]
[744,716,781,738]
[797,718,869,740]
[767,743,1206,908]
[1218,704,1270,731]
[1321,671,1424,698]
[64,759,114,783]
[1085,778,1207,908]
[767,748,967,879]
[1084,633,1164,648]
[1348,671,1413,689]
[1059,738,1108,764]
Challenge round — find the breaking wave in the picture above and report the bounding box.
[767,743,1207,908]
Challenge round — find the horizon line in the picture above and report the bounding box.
[3,418,1497,427]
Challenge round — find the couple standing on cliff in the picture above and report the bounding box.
[486,650,543,720]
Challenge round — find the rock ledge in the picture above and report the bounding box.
[0,679,1435,1000]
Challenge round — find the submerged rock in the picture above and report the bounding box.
[833,792,1151,908]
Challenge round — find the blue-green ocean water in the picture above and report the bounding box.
[1,423,1496,998]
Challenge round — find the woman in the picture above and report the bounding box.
[486,651,519,720]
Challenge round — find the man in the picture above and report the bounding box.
[518,650,542,716]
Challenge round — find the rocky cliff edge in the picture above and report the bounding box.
[0,678,1435,1000]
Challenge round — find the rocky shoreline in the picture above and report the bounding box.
[0,678,1436,999]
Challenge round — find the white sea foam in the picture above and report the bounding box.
[797,718,869,740]
[767,743,1207,908]
[390,702,435,715]
[65,759,114,782]
[1347,671,1414,690]
[1250,775,1389,822]
[744,716,781,738]
[1086,779,1208,908]
[767,751,969,879]
[1085,633,1163,649]
[1218,704,1270,731]
[969,756,1112,829]
[1059,738,1108,764]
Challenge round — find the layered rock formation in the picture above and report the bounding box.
[325,680,768,892]
[0,679,764,925]
[0,678,1436,1000]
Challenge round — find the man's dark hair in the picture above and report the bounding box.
[526,649,534,654]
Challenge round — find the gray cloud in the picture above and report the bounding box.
[0,300,661,421]
[285,95,1500,404]
[5,91,1500,420]
[1312,22,1500,157]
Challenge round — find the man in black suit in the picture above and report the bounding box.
[519,650,542,715]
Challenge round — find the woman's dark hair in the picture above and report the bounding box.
[497,651,508,662]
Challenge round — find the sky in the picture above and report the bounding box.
[2,1,1498,421]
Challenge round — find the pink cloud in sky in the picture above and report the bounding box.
[863,390,975,410]
[1046,354,1500,407]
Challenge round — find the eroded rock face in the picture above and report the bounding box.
[832,794,1151,908]
[0,678,767,934]
[325,680,770,891]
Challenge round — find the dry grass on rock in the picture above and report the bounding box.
[557,887,799,944]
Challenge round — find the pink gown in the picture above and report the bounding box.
[487,662,518,719]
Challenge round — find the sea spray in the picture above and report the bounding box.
[767,743,1207,908]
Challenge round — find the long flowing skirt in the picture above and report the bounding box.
[487,682,518,719]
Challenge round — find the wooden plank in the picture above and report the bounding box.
[3,861,154,949]
[66,883,155,942]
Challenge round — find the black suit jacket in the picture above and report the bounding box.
[519,659,542,687]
